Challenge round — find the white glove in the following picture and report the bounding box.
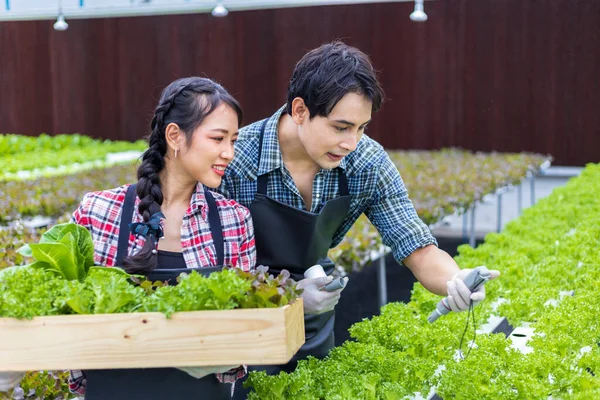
[297,276,347,315]
[0,371,25,392]
[177,365,239,379]
[446,268,500,312]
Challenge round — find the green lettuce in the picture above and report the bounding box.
[18,223,97,281]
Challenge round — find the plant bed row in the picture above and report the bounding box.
[1,133,145,181]
[245,162,600,399]
[0,164,137,224]
[1,150,548,263]
[1,133,106,157]
[330,149,551,273]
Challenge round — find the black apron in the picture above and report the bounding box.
[84,183,231,400]
[233,119,351,399]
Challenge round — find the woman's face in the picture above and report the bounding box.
[178,103,239,188]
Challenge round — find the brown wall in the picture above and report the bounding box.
[1,0,599,165]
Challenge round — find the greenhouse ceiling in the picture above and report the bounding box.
[0,0,416,21]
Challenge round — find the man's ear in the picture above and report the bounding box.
[165,123,181,153]
[290,97,309,125]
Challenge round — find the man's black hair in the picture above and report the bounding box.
[286,41,384,118]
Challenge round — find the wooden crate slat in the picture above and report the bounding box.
[0,300,304,371]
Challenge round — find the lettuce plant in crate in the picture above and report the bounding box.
[1,223,302,397]
[2,370,73,400]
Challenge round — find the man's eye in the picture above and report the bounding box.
[361,125,368,132]
[335,126,347,132]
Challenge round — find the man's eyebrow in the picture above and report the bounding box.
[332,119,372,127]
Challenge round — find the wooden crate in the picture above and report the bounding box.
[0,299,304,371]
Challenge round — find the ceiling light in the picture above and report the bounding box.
[410,0,428,22]
[53,13,68,30]
[211,2,229,17]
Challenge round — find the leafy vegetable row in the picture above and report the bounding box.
[330,149,550,272]
[0,164,137,224]
[0,149,548,270]
[246,163,600,399]
[0,133,100,157]
[1,139,145,181]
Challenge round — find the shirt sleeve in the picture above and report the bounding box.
[216,365,247,384]
[70,192,93,227]
[364,152,437,263]
[68,369,87,396]
[234,205,256,272]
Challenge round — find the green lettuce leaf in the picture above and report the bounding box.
[29,236,78,281]
[40,223,94,274]
[18,223,95,280]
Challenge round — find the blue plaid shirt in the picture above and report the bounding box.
[215,105,437,263]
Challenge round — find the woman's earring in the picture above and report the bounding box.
[174,148,179,159]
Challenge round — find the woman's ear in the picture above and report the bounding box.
[165,123,181,154]
[290,97,309,125]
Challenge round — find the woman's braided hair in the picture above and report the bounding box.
[122,77,243,274]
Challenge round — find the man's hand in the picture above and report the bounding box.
[297,276,347,315]
[446,268,501,312]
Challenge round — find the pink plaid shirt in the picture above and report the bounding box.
[68,183,256,395]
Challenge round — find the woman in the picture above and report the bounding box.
[66,77,256,399]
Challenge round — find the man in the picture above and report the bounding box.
[215,41,500,398]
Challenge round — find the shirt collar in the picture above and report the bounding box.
[188,182,208,220]
[130,182,207,230]
[256,105,347,175]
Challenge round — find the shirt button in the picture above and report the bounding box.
[315,194,320,199]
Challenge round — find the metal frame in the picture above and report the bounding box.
[1,0,417,21]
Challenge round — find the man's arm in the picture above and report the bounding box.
[364,151,499,307]
[364,151,438,267]
[403,244,459,296]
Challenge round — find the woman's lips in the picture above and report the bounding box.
[212,165,226,176]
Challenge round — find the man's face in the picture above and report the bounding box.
[299,92,372,170]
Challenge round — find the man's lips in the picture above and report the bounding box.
[327,153,344,161]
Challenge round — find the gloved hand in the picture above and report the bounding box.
[446,268,501,312]
[0,371,25,392]
[297,276,348,315]
[177,365,239,379]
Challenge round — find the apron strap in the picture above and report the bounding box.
[256,118,270,195]
[204,189,224,266]
[116,184,225,267]
[337,170,349,196]
[116,183,137,267]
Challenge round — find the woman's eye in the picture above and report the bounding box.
[212,137,224,142]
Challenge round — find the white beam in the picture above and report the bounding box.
[1,0,419,22]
